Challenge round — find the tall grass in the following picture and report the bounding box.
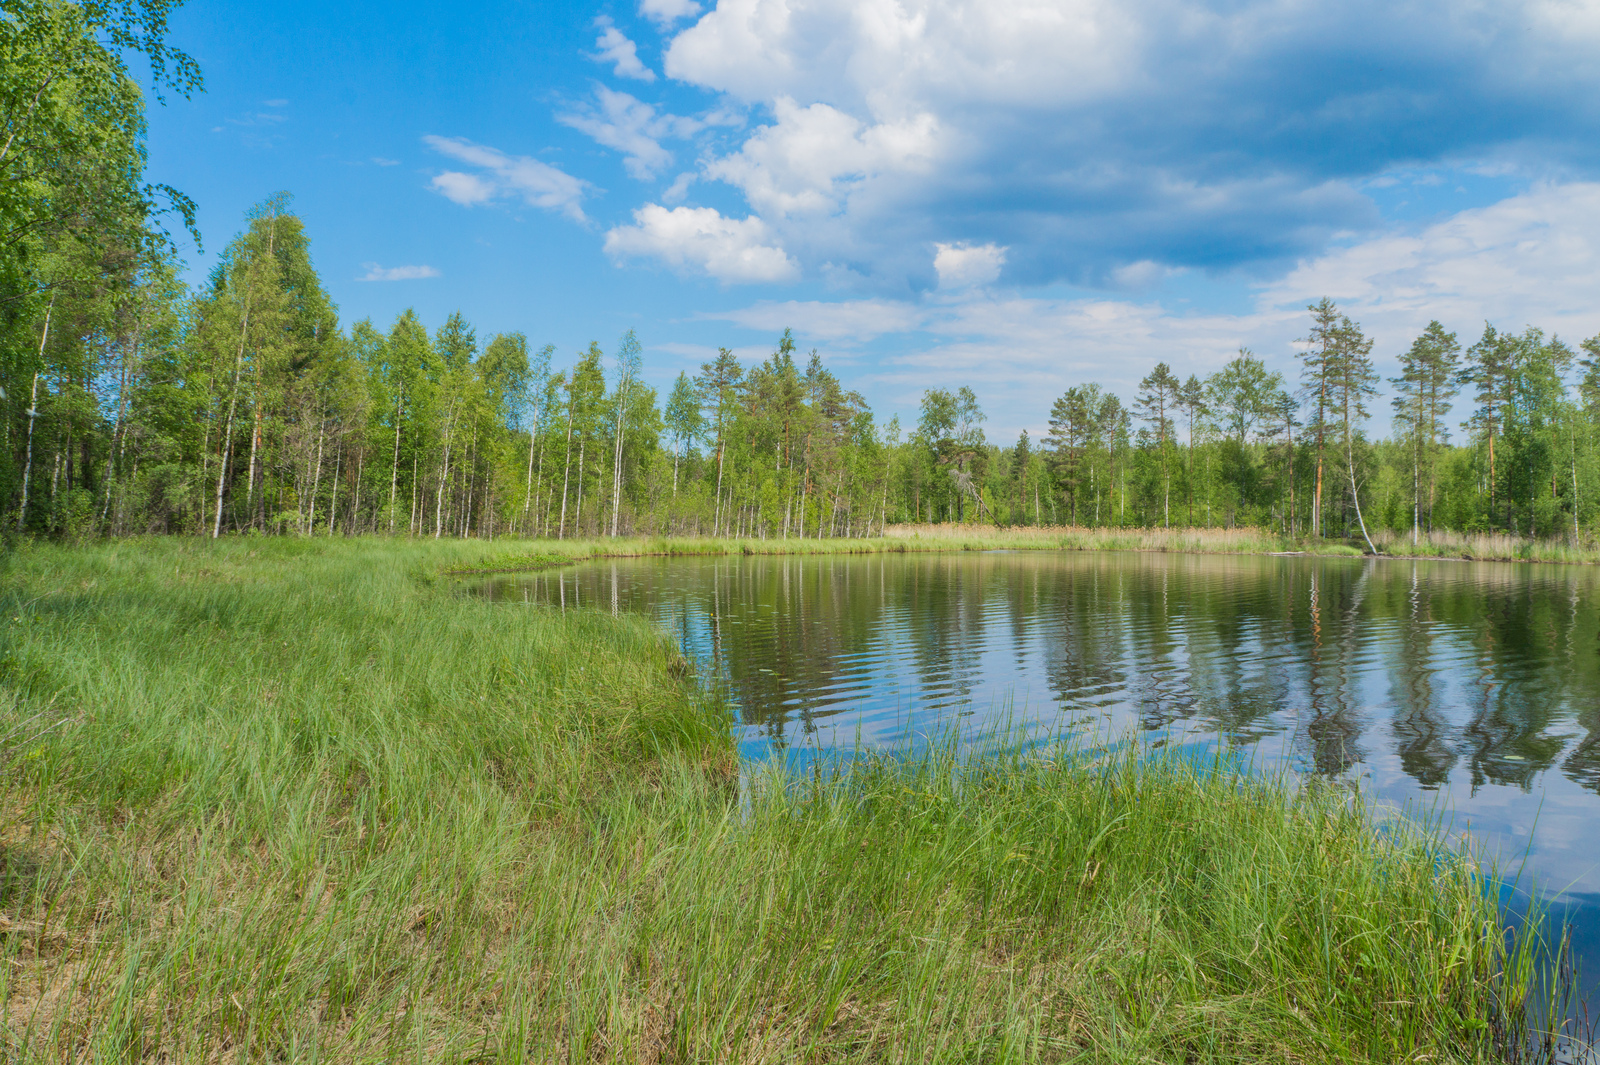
[0,537,1577,1062]
[1369,527,1600,564]
[438,523,1600,574]
[443,525,1362,576]
[880,523,1367,556]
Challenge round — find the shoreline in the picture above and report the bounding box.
[437,523,1600,576]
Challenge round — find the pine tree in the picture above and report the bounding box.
[1135,362,1180,526]
[1462,323,1516,530]
[1298,298,1341,538]
[1391,321,1461,543]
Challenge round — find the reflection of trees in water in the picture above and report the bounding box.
[1288,566,1365,776]
[1119,563,1201,731]
[716,557,898,744]
[1384,568,1456,788]
[1036,562,1127,719]
[1461,591,1567,792]
[1559,589,1600,791]
[900,556,988,713]
[483,551,1600,794]
[1175,561,1295,747]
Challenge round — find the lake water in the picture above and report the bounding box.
[472,549,1600,987]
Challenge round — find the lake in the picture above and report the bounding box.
[473,549,1600,983]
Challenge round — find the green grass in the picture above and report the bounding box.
[0,536,1573,1062]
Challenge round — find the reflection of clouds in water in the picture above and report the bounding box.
[473,552,1600,902]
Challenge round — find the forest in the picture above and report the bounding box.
[7,0,1600,549]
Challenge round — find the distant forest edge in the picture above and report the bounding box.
[7,5,1600,546]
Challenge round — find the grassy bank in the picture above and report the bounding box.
[0,537,1569,1062]
[440,523,1600,576]
[440,525,1364,576]
[883,523,1363,557]
[888,523,1600,565]
[1367,527,1600,564]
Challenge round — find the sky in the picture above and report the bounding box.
[143,0,1600,442]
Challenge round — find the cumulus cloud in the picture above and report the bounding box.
[590,16,656,82]
[639,0,702,25]
[423,135,589,221]
[357,263,441,282]
[646,0,1600,289]
[706,98,938,219]
[604,204,799,283]
[934,242,1006,288]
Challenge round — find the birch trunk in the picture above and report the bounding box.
[1346,404,1377,554]
[307,417,325,534]
[101,304,141,526]
[434,399,458,538]
[522,421,537,533]
[388,381,403,533]
[212,300,252,539]
[328,440,341,536]
[558,397,575,539]
[610,401,626,538]
[16,296,51,531]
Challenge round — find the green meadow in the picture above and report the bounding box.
[0,537,1569,1062]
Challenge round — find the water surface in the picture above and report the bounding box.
[475,550,1600,971]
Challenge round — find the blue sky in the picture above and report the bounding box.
[145,0,1600,441]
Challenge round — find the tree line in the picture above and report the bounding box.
[6,0,1600,544]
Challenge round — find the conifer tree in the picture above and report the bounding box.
[1136,362,1180,526]
[1391,321,1461,542]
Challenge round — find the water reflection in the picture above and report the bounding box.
[473,551,1600,898]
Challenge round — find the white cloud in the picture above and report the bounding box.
[431,171,495,206]
[706,98,938,218]
[1110,260,1181,290]
[708,298,923,341]
[423,136,589,221]
[640,0,703,24]
[1260,182,1600,344]
[604,204,799,283]
[357,263,441,282]
[934,242,1006,288]
[371,156,400,167]
[637,0,1600,290]
[591,17,656,82]
[558,87,697,180]
[662,172,696,202]
[703,184,1600,440]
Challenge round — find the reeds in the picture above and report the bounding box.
[0,537,1577,1062]
[1369,527,1600,564]
[879,523,1366,556]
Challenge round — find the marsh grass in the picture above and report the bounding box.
[881,523,1364,557]
[439,523,1600,576]
[1369,527,1600,565]
[440,525,1361,578]
[0,537,1579,1062]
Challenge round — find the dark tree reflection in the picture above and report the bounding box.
[473,551,1600,793]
